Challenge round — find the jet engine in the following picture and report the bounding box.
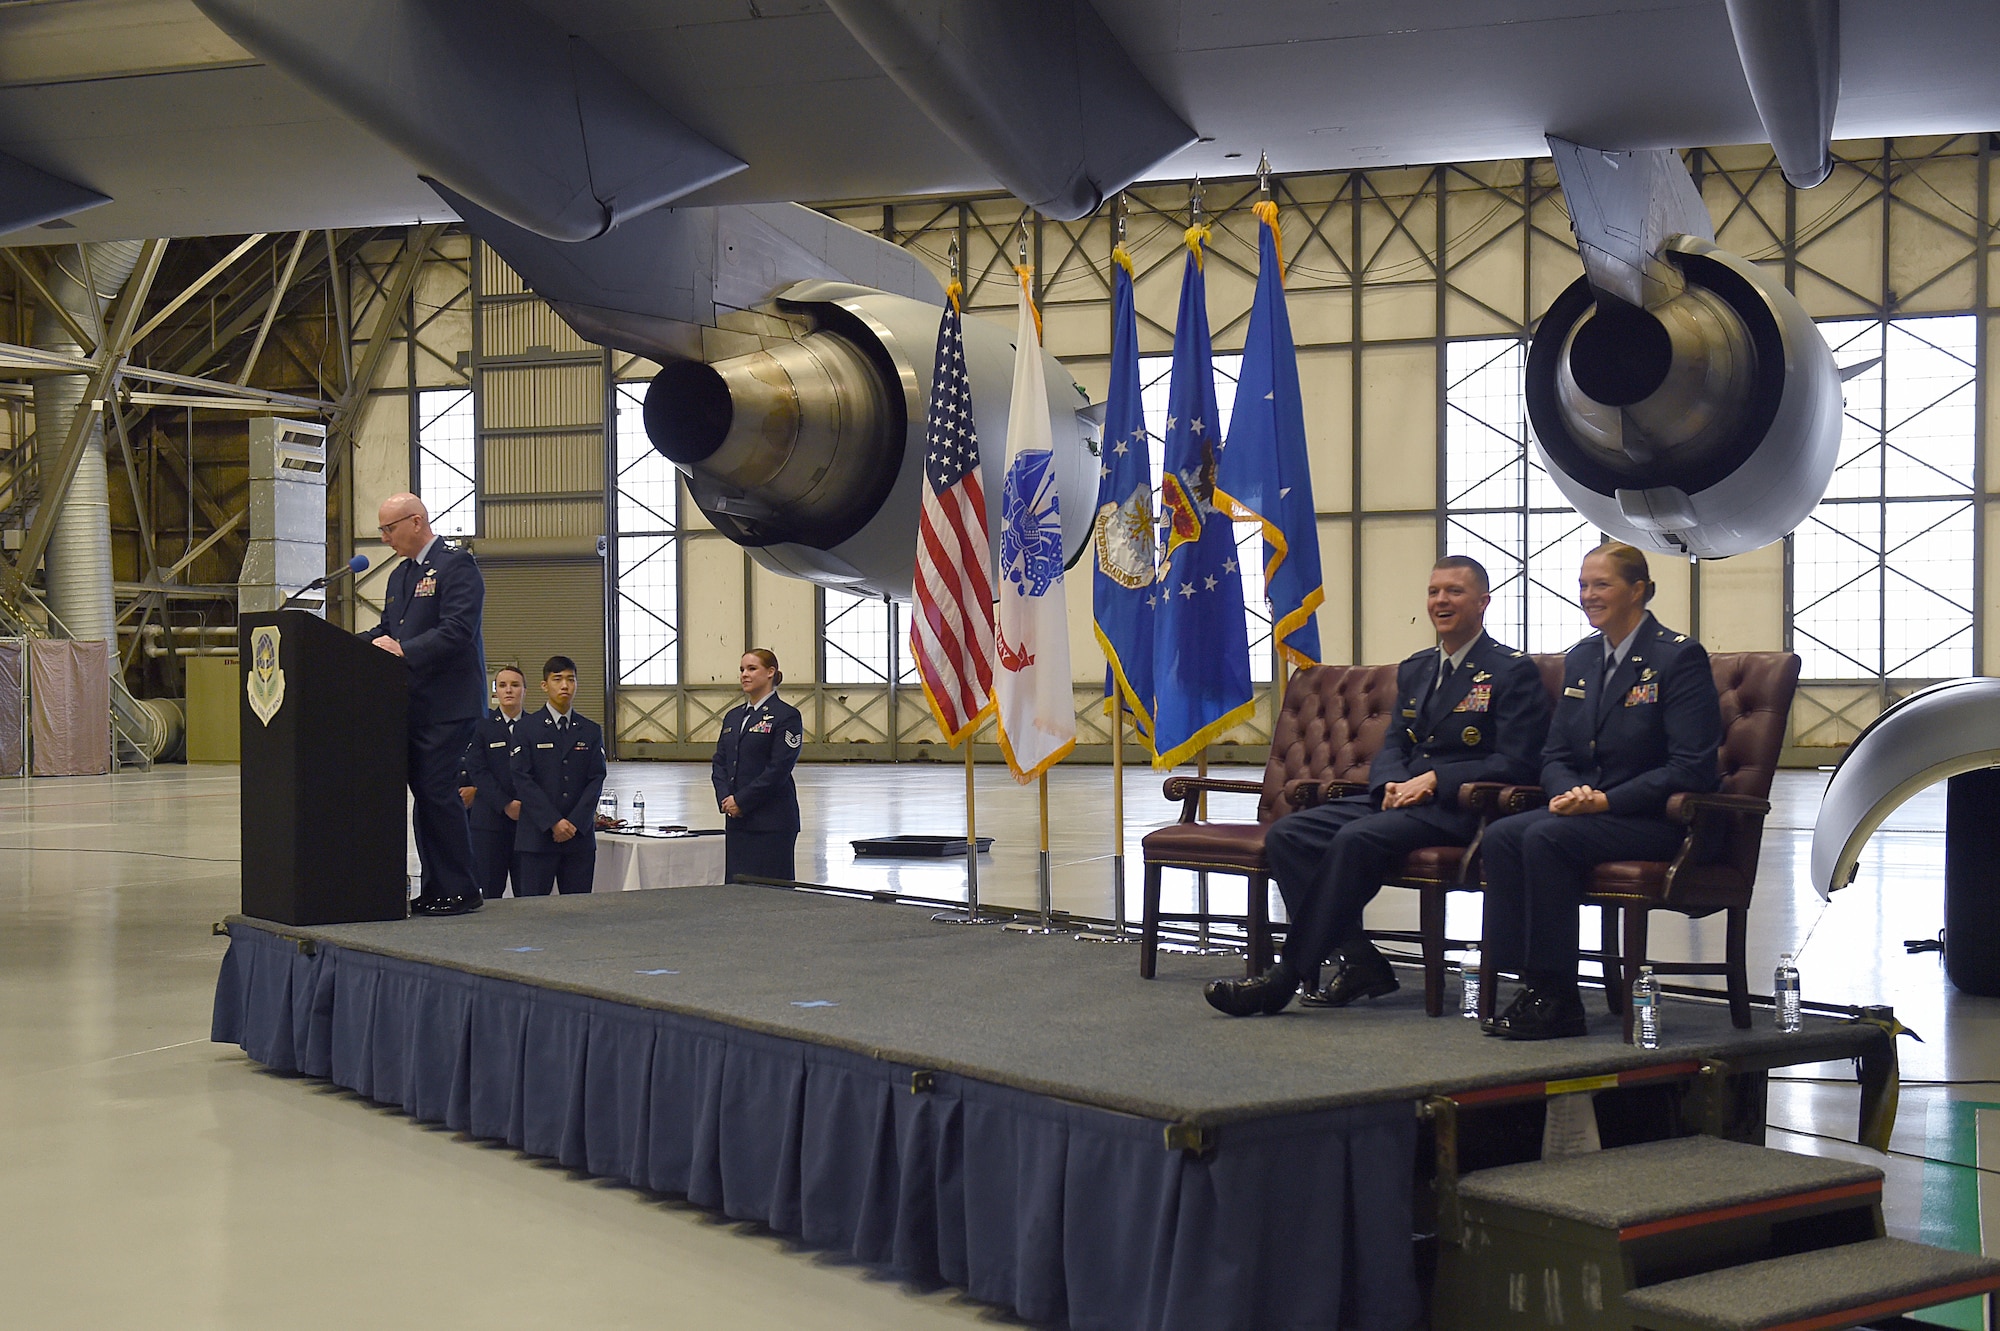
[1528,139,1843,559]
[644,280,1099,602]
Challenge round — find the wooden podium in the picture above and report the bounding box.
[238,609,409,925]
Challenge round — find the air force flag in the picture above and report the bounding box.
[993,265,1076,783]
[1091,244,1155,750]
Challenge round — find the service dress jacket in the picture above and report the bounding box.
[1368,633,1551,831]
[458,709,526,833]
[711,693,804,833]
[1541,614,1723,817]
[509,708,608,854]
[360,540,487,726]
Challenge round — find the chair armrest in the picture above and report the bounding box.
[1664,791,1771,824]
[1161,776,1265,823]
[1284,778,1367,809]
[1498,784,1547,814]
[1455,782,1510,815]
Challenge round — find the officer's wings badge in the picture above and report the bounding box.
[247,625,285,726]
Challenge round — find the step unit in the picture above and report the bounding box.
[1623,1235,2000,1331]
[1434,1135,1886,1331]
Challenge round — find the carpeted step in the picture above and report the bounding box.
[1456,1135,1882,1236]
[1621,1236,2000,1330]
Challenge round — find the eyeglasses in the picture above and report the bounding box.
[377,513,419,536]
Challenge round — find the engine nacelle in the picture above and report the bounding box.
[1525,236,1841,559]
[644,280,1097,602]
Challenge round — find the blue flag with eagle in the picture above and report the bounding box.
[1091,243,1155,751]
[1216,198,1324,669]
[1151,224,1255,770]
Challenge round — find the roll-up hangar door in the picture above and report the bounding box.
[470,537,607,725]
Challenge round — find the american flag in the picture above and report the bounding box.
[911,288,997,745]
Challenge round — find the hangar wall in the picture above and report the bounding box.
[336,136,1998,768]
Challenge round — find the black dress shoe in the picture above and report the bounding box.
[1298,958,1399,1008]
[1500,986,1588,1041]
[411,893,483,917]
[1204,972,1298,1017]
[1481,986,1534,1036]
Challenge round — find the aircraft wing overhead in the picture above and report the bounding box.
[0,0,1996,245]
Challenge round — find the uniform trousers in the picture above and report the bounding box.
[725,828,797,883]
[471,826,517,899]
[1480,807,1684,982]
[1264,795,1477,983]
[410,719,479,899]
[515,846,595,896]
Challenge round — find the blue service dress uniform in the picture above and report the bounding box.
[360,539,486,903]
[509,707,608,896]
[458,708,525,899]
[711,692,803,882]
[1480,614,1723,984]
[1262,634,1550,983]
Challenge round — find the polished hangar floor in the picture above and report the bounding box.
[1,762,1995,1329]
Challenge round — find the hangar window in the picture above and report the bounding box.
[1137,352,1274,683]
[611,382,679,687]
[1442,339,1598,654]
[823,590,914,685]
[1790,316,1976,681]
[415,387,476,538]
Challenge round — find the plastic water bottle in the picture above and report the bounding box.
[1775,952,1802,1033]
[1460,946,1483,1019]
[632,791,646,831]
[1632,965,1659,1050]
[597,792,616,823]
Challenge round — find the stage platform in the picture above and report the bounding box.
[211,885,1889,1331]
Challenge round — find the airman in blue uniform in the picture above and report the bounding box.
[712,649,803,882]
[509,655,608,896]
[458,664,527,900]
[1207,557,1550,1016]
[361,493,486,916]
[1481,542,1723,1040]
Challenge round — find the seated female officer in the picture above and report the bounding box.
[711,648,804,882]
[1479,541,1722,1041]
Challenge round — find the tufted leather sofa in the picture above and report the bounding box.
[1575,650,1802,1036]
[1138,664,1401,979]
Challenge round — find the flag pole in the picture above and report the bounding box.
[1080,697,1135,943]
[1007,768,1062,934]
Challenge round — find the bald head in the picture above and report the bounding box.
[377,492,434,558]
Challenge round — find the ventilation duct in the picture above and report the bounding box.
[31,240,144,647]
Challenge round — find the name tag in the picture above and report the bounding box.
[537,742,554,749]
[1400,707,1417,719]
[1452,684,1492,713]
[1564,686,1586,699]
[1626,682,1659,707]
[488,741,506,748]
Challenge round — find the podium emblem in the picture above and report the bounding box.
[247,625,286,726]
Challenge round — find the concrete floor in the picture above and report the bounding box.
[1,761,1995,1328]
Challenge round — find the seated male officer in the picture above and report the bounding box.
[459,664,527,900]
[509,656,607,897]
[1205,556,1551,1016]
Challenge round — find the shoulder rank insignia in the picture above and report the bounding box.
[1673,633,1687,642]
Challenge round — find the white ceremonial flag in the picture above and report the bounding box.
[992,266,1076,783]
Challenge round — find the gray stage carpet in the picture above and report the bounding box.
[248,884,1872,1126]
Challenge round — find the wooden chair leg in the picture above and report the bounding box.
[1620,906,1650,1044]
[1600,903,1625,1016]
[1419,881,1446,1018]
[1140,861,1162,979]
[1248,874,1272,975]
[1726,905,1752,1029]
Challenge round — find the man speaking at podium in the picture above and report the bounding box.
[363,492,488,917]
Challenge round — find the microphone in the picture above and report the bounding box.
[280,554,370,609]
